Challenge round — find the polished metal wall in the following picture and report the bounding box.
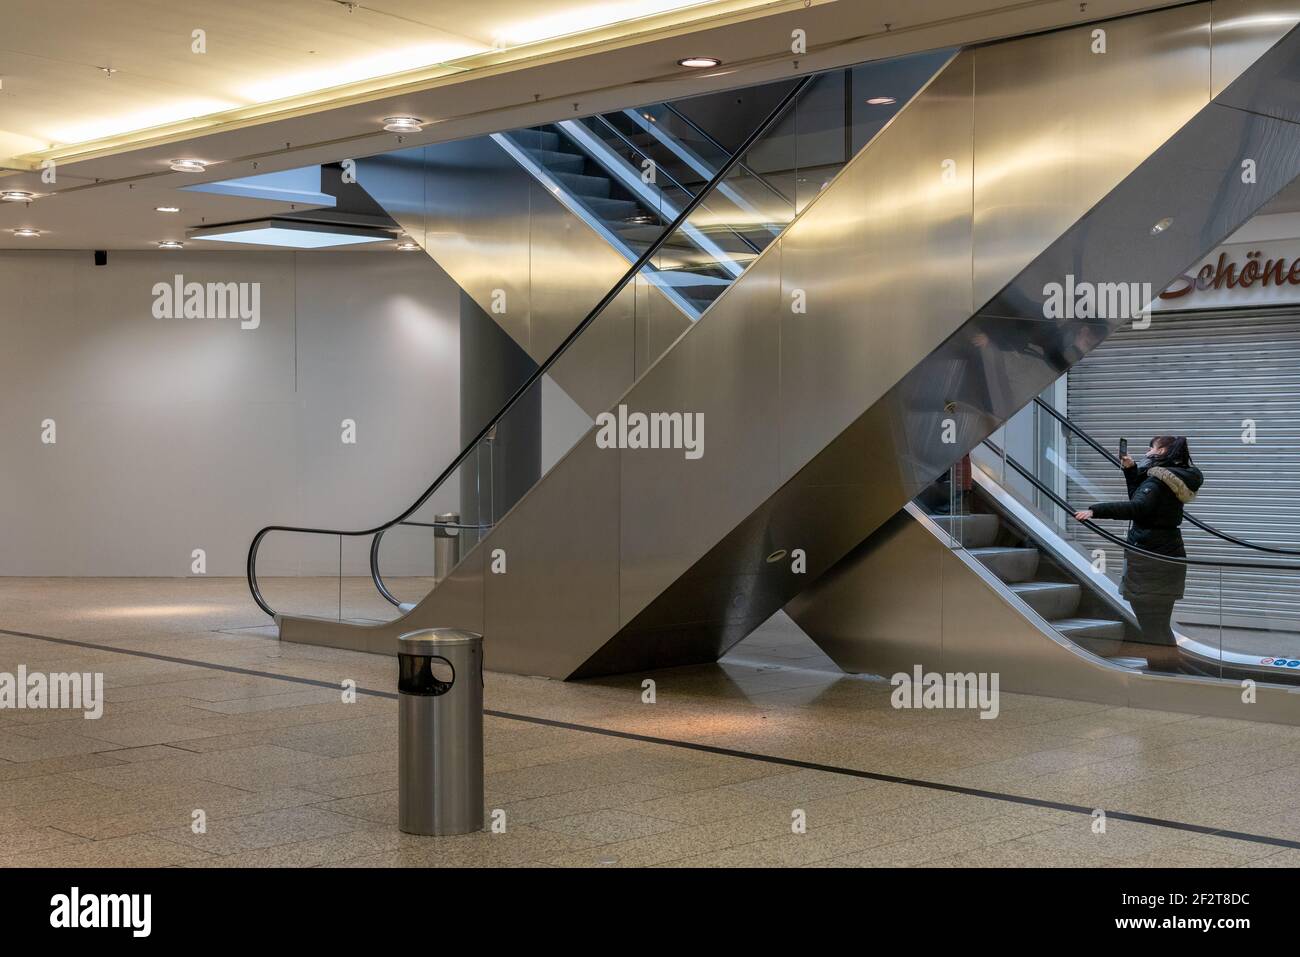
[282,3,1300,688]
[356,140,689,416]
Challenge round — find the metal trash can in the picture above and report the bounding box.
[433,513,461,582]
[397,628,484,836]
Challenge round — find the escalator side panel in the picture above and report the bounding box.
[971,4,1213,307]
[775,51,975,484]
[786,504,1300,725]
[1211,0,1300,99]
[577,7,1300,677]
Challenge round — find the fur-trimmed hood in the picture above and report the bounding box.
[1147,464,1203,504]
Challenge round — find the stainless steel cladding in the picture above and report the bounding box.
[283,3,1300,683]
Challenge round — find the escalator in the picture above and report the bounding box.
[249,4,1300,702]
[991,398,1300,682]
[788,395,1300,719]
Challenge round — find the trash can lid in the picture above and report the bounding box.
[396,628,482,656]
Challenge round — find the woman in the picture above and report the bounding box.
[1073,436,1203,667]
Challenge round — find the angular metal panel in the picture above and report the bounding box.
[779,51,975,481]
[361,141,533,349]
[616,249,783,628]
[540,261,637,419]
[1211,0,1300,97]
[357,139,684,417]
[971,4,1213,308]
[783,509,945,675]
[480,432,622,677]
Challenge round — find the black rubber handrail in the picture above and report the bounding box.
[247,74,815,619]
[1032,395,1300,556]
[576,113,765,257]
[979,437,1300,572]
[656,101,795,208]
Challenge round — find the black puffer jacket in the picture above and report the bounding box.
[1090,462,1205,601]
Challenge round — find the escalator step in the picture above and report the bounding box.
[551,170,615,198]
[527,148,586,173]
[580,196,641,220]
[509,128,561,151]
[1010,581,1081,620]
[928,512,1000,548]
[969,546,1039,583]
[1051,617,1126,641]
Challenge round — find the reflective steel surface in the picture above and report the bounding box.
[283,4,1300,689]
[787,503,1300,726]
[356,140,688,416]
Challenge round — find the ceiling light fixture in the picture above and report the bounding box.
[12,227,41,238]
[158,240,184,249]
[189,219,392,249]
[1151,217,1174,235]
[169,159,208,173]
[677,56,721,68]
[1,190,35,202]
[382,116,424,133]
[396,239,421,251]
[155,206,181,213]
[866,96,897,105]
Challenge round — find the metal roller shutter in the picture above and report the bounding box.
[1066,306,1300,628]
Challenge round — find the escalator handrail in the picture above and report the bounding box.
[577,113,765,257]
[1032,396,1300,557]
[979,438,1300,572]
[247,74,815,619]
[656,101,795,208]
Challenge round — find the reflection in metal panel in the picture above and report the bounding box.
[786,503,1300,725]
[283,5,1300,691]
[355,140,688,417]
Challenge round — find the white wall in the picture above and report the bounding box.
[0,250,462,577]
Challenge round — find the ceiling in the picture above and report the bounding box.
[0,0,1183,251]
[0,0,794,163]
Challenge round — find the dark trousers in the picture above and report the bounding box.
[1130,597,1177,648]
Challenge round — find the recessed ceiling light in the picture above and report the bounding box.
[677,56,721,68]
[396,240,421,251]
[158,240,184,249]
[382,116,424,133]
[155,206,181,213]
[1151,217,1174,235]
[866,96,897,105]
[12,227,41,238]
[169,159,208,173]
[1,190,35,202]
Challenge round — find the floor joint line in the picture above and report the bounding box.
[3,625,1295,853]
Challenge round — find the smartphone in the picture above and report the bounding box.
[1118,438,1128,458]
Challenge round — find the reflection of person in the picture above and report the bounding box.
[1074,437,1204,668]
